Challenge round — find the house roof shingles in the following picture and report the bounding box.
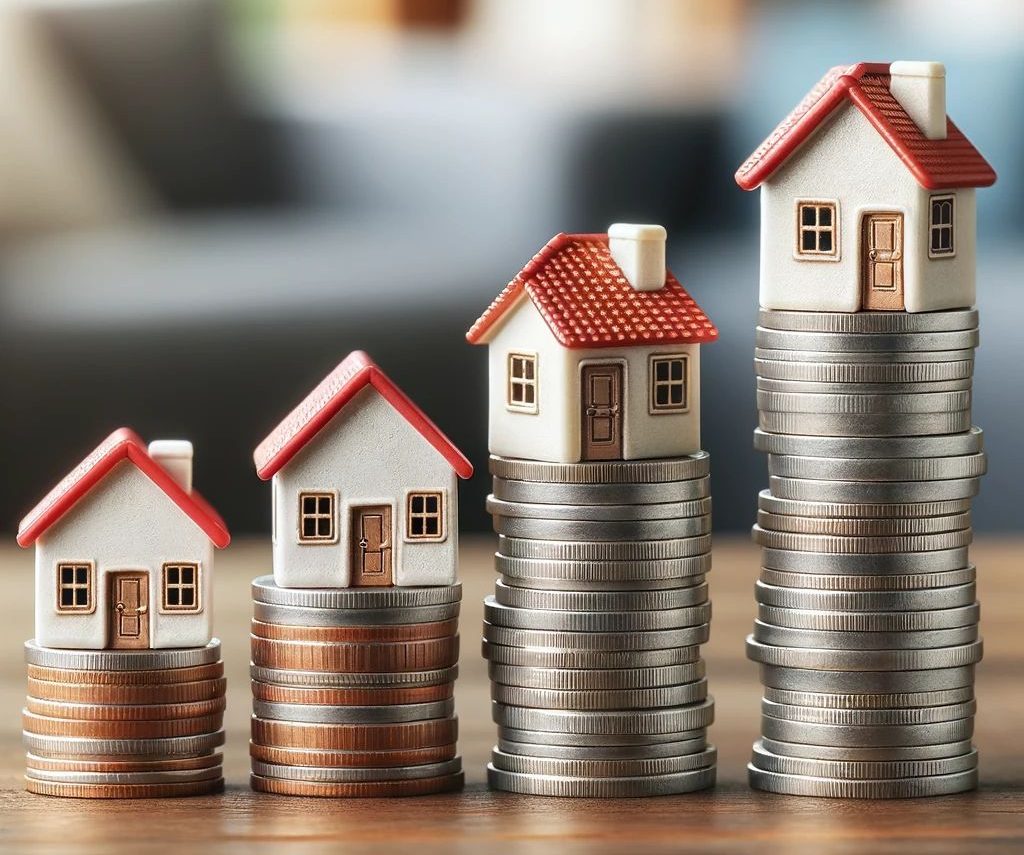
[735,62,996,191]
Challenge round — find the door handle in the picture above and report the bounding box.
[136,605,148,615]
[358,538,368,549]
[586,406,620,417]
[890,251,901,261]
[115,602,125,613]
[868,250,877,260]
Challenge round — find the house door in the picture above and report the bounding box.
[109,571,149,649]
[581,364,624,461]
[862,213,904,310]
[351,505,393,586]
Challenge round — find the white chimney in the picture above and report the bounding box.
[608,223,667,292]
[148,440,193,494]
[889,61,947,140]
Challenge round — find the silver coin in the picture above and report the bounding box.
[754,357,975,384]
[767,453,986,483]
[250,758,462,783]
[22,729,226,758]
[752,526,974,555]
[493,699,714,735]
[249,664,458,688]
[251,577,461,608]
[757,389,971,415]
[23,639,221,671]
[755,581,978,612]
[747,765,977,798]
[758,665,975,694]
[763,686,974,710]
[488,662,705,691]
[500,573,707,594]
[499,535,713,562]
[760,715,974,747]
[496,550,711,583]
[487,764,716,797]
[758,308,979,333]
[497,736,707,760]
[498,726,706,748]
[756,509,972,537]
[757,377,972,394]
[753,427,984,458]
[756,603,979,632]
[759,567,976,592]
[759,410,972,437]
[490,746,717,778]
[746,636,984,671]
[755,327,979,352]
[761,699,976,726]
[761,547,970,574]
[493,580,709,612]
[755,346,976,364]
[252,601,460,627]
[493,512,711,541]
[757,490,972,519]
[484,598,712,632]
[24,766,223,785]
[483,623,710,651]
[758,735,974,762]
[482,641,701,670]
[491,680,708,711]
[487,495,710,522]
[750,741,978,780]
[768,476,981,504]
[488,453,710,484]
[251,699,454,724]
[491,476,710,506]
[752,620,978,651]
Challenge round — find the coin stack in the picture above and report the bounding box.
[483,454,717,797]
[747,308,985,798]
[248,576,464,796]
[22,639,226,798]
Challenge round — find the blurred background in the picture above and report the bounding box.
[1,0,1021,537]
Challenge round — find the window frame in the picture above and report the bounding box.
[55,561,95,614]
[297,491,338,544]
[506,352,539,414]
[794,200,840,260]
[929,194,956,258]
[405,490,447,543]
[648,353,691,415]
[160,562,202,613]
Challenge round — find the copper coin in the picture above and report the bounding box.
[23,710,224,739]
[250,635,459,672]
[26,662,224,685]
[26,753,223,773]
[251,680,453,706]
[26,696,227,721]
[250,716,458,751]
[25,777,224,799]
[250,772,463,798]
[27,677,226,705]
[249,741,457,768]
[251,619,459,643]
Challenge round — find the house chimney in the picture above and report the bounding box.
[148,440,193,494]
[608,223,667,292]
[889,61,947,140]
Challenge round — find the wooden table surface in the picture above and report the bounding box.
[1,536,1021,853]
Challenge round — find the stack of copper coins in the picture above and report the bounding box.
[22,640,226,798]
[249,576,463,796]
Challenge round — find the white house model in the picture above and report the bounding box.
[466,224,718,464]
[253,350,473,589]
[736,61,996,313]
[17,429,231,650]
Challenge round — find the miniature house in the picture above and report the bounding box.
[736,61,996,313]
[17,429,230,650]
[466,224,718,464]
[254,351,473,589]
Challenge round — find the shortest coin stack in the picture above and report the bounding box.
[249,577,464,796]
[22,639,226,798]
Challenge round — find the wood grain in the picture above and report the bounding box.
[0,536,1020,853]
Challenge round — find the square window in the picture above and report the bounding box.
[298,492,336,543]
[407,492,444,541]
[162,563,200,612]
[56,563,93,613]
[796,202,838,259]
[507,354,539,413]
[650,355,689,414]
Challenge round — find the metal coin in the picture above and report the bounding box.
[482,641,700,670]
[754,357,974,383]
[251,680,453,706]
[26,677,227,705]
[492,699,715,735]
[24,639,221,671]
[757,389,971,415]
[759,567,976,592]
[752,620,978,650]
[493,512,711,541]
[251,757,462,783]
[750,741,978,780]
[762,699,976,726]
[250,634,459,672]
[250,716,459,751]
[769,476,981,504]
[753,427,984,458]
[490,680,708,711]
[22,710,223,740]
[487,662,705,691]
[25,696,227,721]
[26,662,224,686]
[745,636,983,671]
[484,598,712,632]
[483,623,710,651]
[250,618,458,643]
[763,686,974,710]
[761,547,970,574]
[493,580,709,612]
[251,577,461,608]
[499,535,713,562]
[249,741,457,768]
[22,730,226,759]
[487,764,715,797]
[490,746,717,778]
[755,346,976,364]
[498,726,706,748]
[499,573,707,594]
[251,698,454,724]
[757,377,972,394]
[756,509,972,537]
[747,765,977,798]
[488,453,710,484]
[487,496,710,522]
[757,308,979,333]
[496,551,711,583]
[250,664,458,688]
[496,736,708,760]
[755,581,977,612]
[25,766,223,785]
[759,715,974,747]
[759,410,972,437]
[758,665,975,694]
[491,476,710,506]
[768,453,986,482]
[758,735,975,762]
[25,777,224,799]
[752,526,974,554]
[755,327,979,352]
[757,491,972,520]
[756,603,980,632]
[252,601,460,627]
[250,771,464,797]
[26,753,222,773]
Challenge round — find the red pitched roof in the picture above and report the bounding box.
[17,428,230,548]
[253,351,473,481]
[465,233,718,348]
[735,62,996,191]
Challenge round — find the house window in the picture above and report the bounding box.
[56,562,93,613]
[796,201,838,257]
[298,492,336,543]
[649,355,690,413]
[930,195,955,257]
[407,491,445,540]
[507,353,538,413]
[162,563,201,612]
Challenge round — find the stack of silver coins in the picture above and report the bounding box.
[248,577,463,796]
[483,454,716,797]
[22,640,226,798]
[747,308,984,798]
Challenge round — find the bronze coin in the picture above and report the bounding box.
[26,753,223,773]
[251,619,459,643]
[25,777,224,799]
[25,696,227,721]
[22,710,224,739]
[27,677,227,705]
[250,680,453,706]
[250,635,459,673]
[26,662,224,686]
[250,716,458,751]
[250,772,463,798]
[248,741,457,768]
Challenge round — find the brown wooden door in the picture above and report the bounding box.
[862,213,904,310]
[581,364,624,461]
[109,571,149,649]
[351,505,393,587]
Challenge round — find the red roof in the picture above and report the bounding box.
[735,62,996,191]
[466,233,718,348]
[17,428,230,548]
[253,351,473,481]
